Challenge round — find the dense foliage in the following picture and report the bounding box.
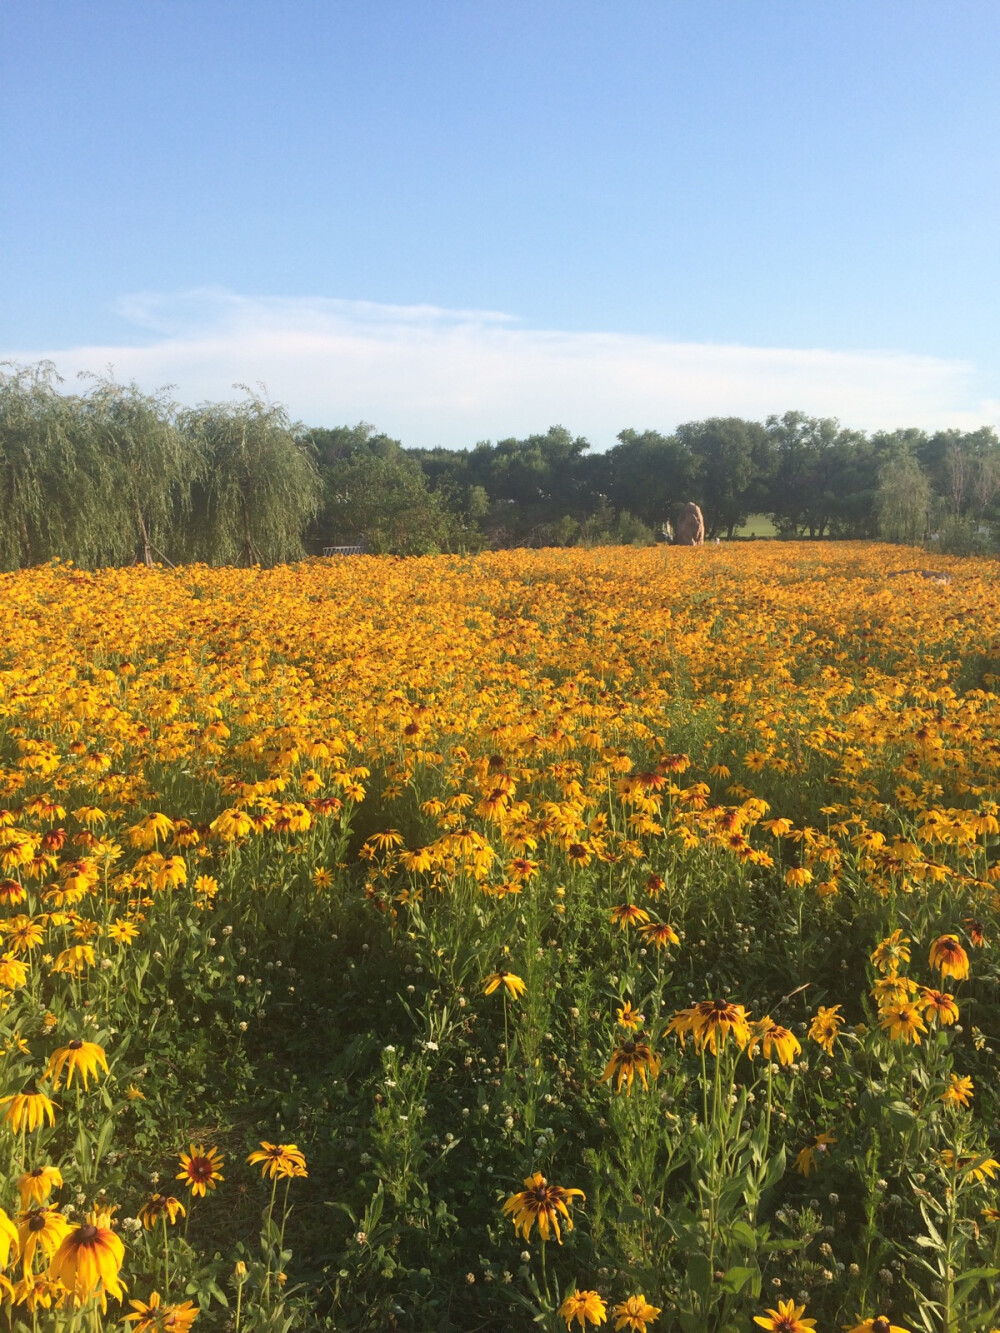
[3,363,1000,567]
[0,545,999,1332]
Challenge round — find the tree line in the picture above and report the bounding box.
[2,361,998,568]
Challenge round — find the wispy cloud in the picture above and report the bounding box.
[7,288,999,448]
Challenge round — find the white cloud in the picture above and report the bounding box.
[7,288,999,448]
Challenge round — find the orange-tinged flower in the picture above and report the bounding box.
[808,1005,844,1055]
[559,1289,607,1329]
[747,1017,801,1066]
[501,1173,584,1243]
[609,903,649,929]
[600,1038,660,1093]
[137,1195,186,1230]
[796,1132,837,1176]
[176,1144,225,1197]
[667,998,751,1054]
[941,1074,974,1107]
[919,988,959,1025]
[638,921,679,948]
[483,970,526,999]
[929,934,969,981]
[49,1209,125,1309]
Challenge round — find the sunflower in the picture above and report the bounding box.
[125,1291,200,1332]
[137,1194,186,1229]
[18,1205,71,1274]
[501,1173,585,1243]
[754,1300,816,1332]
[0,1090,57,1132]
[246,1142,308,1179]
[483,970,527,999]
[559,1289,607,1330]
[613,1294,662,1330]
[600,1038,660,1093]
[49,1209,125,1308]
[747,1017,801,1066]
[807,1004,844,1055]
[44,1039,109,1091]
[17,1166,62,1210]
[929,935,970,981]
[176,1144,225,1197]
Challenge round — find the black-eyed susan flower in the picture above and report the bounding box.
[0,1090,57,1132]
[795,1132,837,1176]
[754,1300,816,1332]
[17,1166,62,1210]
[18,1205,71,1273]
[558,1288,607,1329]
[667,999,751,1054]
[929,934,970,981]
[919,988,959,1025]
[44,1039,108,1091]
[879,1001,927,1045]
[612,1294,661,1330]
[807,1004,844,1055]
[0,1206,18,1270]
[501,1173,584,1243]
[870,930,911,975]
[600,1038,660,1093]
[638,921,679,948]
[941,1075,974,1107]
[176,1144,225,1197]
[483,970,526,999]
[246,1142,308,1179]
[609,903,649,929]
[125,1291,200,1331]
[845,1318,912,1333]
[616,1002,644,1030]
[747,1017,801,1066]
[48,1209,125,1308]
[137,1194,186,1230]
[939,1151,999,1182]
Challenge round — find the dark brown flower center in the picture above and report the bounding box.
[68,1039,84,1051]
[78,1224,99,1244]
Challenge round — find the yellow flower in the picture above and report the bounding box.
[559,1289,607,1329]
[844,1319,912,1333]
[49,1209,126,1309]
[879,1001,927,1045]
[919,988,959,1025]
[613,1294,662,1331]
[784,867,812,888]
[44,1039,109,1090]
[0,1091,57,1132]
[929,934,970,981]
[177,1144,225,1197]
[795,1132,837,1176]
[246,1141,308,1179]
[941,1074,974,1107]
[501,1173,585,1243]
[125,1291,200,1332]
[939,1150,999,1183]
[0,1206,19,1269]
[108,919,141,945]
[600,1038,660,1094]
[483,970,526,999]
[667,999,751,1054]
[17,1166,62,1210]
[754,1299,817,1332]
[616,1002,644,1030]
[807,1004,844,1055]
[747,1016,801,1066]
[638,922,679,949]
[609,903,649,929]
[18,1205,71,1273]
[870,930,911,975]
[137,1194,186,1229]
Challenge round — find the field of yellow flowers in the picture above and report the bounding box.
[0,542,999,1333]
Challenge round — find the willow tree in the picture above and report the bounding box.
[76,376,196,566]
[0,361,88,569]
[181,390,320,566]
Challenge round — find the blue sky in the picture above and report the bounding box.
[3,2,999,447]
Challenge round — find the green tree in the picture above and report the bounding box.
[182,391,320,566]
[607,429,696,530]
[876,453,931,543]
[676,417,769,538]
